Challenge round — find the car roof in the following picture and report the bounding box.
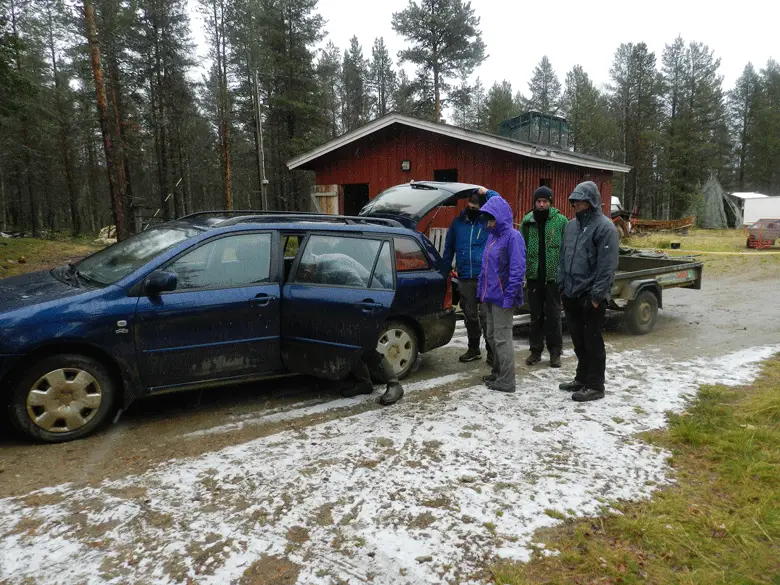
[160,212,422,238]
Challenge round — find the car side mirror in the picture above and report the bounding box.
[144,270,177,296]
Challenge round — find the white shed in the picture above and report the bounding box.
[729,192,780,226]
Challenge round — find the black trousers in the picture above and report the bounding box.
[562,295,607,391]
[348,348,399,394]
[527,279,562,357]
[458,279,488,351]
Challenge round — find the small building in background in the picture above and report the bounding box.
[499,111,570,151]
[288,113,630,232]
[729,192,780,226]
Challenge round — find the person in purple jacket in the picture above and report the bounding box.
[477,192,526,393]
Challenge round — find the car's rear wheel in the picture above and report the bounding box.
[376,321,419,380]
[8,354,117,443]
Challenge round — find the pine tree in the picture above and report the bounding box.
[369,37,395,118]
[561,65,614,157]
[392,0,486,122]
[485,80,516,133]
[0,12,30,117]
[749,59,780,194]
[608,43,663,216]
[528,55,561,114]
[255,0,324,210]
[465,76,486,130]
[728,63,760,190]
[341,35,369,131]
[513,90,526,113]
[138,0,195,219]
[198,0,233,209]
[659,39,729,216]
[392,69,415,115]
[448,74,471,127]
[84,0,129,238]
[316,41,342,139]
[41,0,80,234]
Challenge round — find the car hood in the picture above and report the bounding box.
[359,181,480,230]
[0,268,88,314]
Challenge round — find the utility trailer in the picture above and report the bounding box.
[606,249,703,334]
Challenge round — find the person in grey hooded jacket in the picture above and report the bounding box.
[556,181,619,402]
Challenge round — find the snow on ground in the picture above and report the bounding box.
[0,344,777,585]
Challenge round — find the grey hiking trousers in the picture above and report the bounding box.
[485,304,516,391]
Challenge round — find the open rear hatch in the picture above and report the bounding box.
[359,181,480,230]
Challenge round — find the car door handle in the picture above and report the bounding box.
[355,300,383,313]
[249,293,273,307]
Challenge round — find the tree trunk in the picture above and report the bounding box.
[108,59,134,230]
[48,16,81,236]
[12,165,24,233]
[10,2,39,237]
[21,125,39,237]
[0,165,6,232]
[85,129,99,233]
[212,0,231,210]
[738,105,749,190]
[175,122,190,215]
[433,68,441,122]
[84,0,128,240]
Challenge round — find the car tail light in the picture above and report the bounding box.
[443,273,453,309]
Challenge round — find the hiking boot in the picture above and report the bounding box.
[572,388,605,402]
[482,374,496,383]
[379,383,404,405]
[549,354,562,368]
[525,352,542,366]
[340,380,374,398]
[487,381,516,393]
[559,379,585,392]
[459,348,482,363]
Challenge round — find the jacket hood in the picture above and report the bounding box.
[568,181,602,212]
[480,195,514,233]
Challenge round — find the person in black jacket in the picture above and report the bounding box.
[556,182,619,402]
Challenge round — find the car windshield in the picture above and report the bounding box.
[74,225,202,286]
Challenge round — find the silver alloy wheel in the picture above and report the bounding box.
[26,368,103,433]
[377,328,414,376]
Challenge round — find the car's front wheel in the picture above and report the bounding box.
[376,321,419,380]
[8,354,117,443]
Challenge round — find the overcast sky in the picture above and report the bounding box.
[191,0,777,98]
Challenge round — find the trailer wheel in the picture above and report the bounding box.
[625,289,658,335]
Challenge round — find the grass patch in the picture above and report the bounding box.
[492,356,780,585]
[543,509,567,521]
[0,237,102,278]
[625,228,780,275]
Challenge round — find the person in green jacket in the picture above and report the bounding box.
[520,186,569,368]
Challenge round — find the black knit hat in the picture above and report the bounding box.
[534,186,553,202]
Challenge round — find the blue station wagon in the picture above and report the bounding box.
[0,182,479,442]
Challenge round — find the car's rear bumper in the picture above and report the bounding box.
[419,308,456,353]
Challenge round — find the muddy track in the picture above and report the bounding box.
[0,273,778,585]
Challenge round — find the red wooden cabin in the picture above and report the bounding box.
[288,113,630,233]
